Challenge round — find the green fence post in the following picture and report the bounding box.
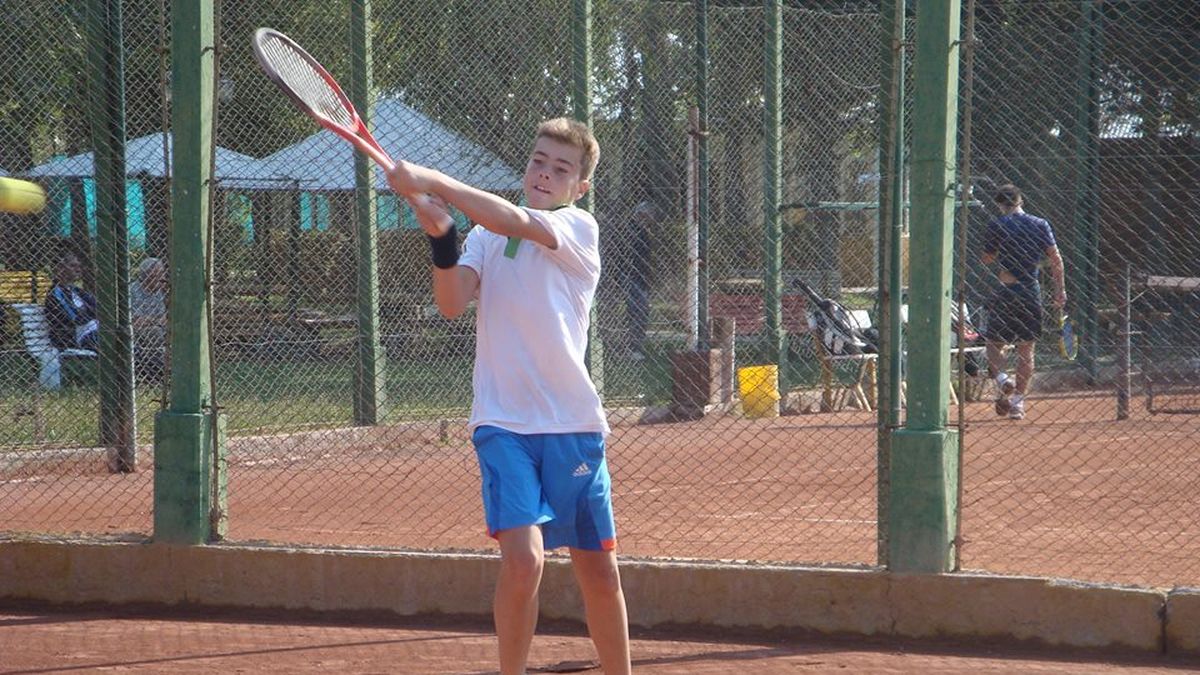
[86,0,136,470]
[573,0,603,390]
[287,183,301,317]
[1072,0,1102,380]
[762,0,786,386]
[695,0,710,350]
[876,0,907,568]
[154,0,226,544]
[350,0,385,425]
[889,0,961,573]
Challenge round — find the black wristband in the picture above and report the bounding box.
[428,225,459,269]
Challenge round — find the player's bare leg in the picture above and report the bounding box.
[987,340,1015,414]
[986,341,1009,382]
[1014,340,1036,395]
[569,547,631,674]
[495,526,545,675]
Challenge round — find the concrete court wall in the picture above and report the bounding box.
[1,538,1195,655]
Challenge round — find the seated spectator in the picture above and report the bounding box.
[131,257,167,383]
[43,253,99,352]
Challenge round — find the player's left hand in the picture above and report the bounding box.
[408,193,453,237]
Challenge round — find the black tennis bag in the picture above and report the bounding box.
[793,280,877,356]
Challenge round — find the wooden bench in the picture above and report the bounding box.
[10,302,97,390]
[0,271,52,304]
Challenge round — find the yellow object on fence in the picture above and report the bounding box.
[738,364,780,418]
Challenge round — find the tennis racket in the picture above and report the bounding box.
[1057,306,1077,360]
[252,28,449,229]
[252,28,396,171]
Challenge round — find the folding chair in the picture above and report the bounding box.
[812,309,877,412]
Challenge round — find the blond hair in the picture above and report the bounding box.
[535,117,600,181]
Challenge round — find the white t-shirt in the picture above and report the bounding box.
[457,205,609,435]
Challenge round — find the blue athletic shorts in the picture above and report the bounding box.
[472,425,616,551]
[985,283,1043,343]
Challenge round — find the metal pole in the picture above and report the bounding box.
[763,0,785,386]
[687,106,700,351]
[86,0,136,470]
[573,0,603,390]
[1116,265,1131,420]
[154,0,225,544]
[287,184,301,317]
[876,0,907,567]
[952,0,978,573]
[350,0,385,425]
[695,0,710,350]
[889,0,962,573]
[1072,0,1102,379]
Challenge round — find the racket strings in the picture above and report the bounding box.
[259,34,353,129]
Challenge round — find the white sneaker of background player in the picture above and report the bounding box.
[1008,396,1025,420]
[996,373,1015,397]
[994,374,1015,416]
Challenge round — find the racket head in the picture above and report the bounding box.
[1058,311,1077,360]
[252,28,394,171]
[252,28,359,131]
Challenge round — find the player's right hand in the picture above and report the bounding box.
[387,160,435,200]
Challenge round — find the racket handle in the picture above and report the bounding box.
[358,139,395,172]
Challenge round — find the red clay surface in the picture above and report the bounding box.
[2,391,1198,588]
[3,606,1199,674]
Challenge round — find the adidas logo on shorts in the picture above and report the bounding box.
[572,462,591,477]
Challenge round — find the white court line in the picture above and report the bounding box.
[1020,525,1200,538]
[970,453,1200,488]
[237,454,315,467]
[967,430,1200,461]
[0,477,47,485]
[702,514,875,525]
[622,462,877,497]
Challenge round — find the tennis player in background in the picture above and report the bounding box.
[981,184,1067,420]
[388,118,630,675]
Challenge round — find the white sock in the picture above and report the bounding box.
[995,373,1009,387]
[1011,393,1025,406]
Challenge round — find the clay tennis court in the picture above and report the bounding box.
[3,390,1197,590]
[3,604,1199,674]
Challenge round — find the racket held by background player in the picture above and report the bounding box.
[1057,306,1077,360]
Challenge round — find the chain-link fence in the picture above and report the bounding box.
[1,1,1197,590]
[954,0,1200,587]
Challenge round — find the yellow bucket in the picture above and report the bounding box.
[738,364,780,418]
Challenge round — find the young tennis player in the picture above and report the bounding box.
[388,118,630,675]
[981,184,1067,420]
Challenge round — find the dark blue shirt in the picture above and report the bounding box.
[984,212,1057,284]
[43,283,98,350]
